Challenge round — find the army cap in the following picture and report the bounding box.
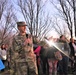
[17,21,27,26]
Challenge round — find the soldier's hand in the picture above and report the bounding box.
[24,38,32,45]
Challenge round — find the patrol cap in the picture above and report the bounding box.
[17,21,27,26]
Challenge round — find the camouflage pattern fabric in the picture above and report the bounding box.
[10,34,38,75]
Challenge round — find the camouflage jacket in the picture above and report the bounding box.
[11,33,34,62]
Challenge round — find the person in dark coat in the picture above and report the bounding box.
[57,35,70,75]
[69,38,75,69]
[40,45,49,75]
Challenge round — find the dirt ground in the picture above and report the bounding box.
[0,61,75,75]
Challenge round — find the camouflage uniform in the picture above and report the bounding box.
[10,34,38,75]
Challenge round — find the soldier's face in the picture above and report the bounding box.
[18,26,26,33]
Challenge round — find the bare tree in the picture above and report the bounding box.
[52,17,63,35]
[0,0,7,20]
[50,0,76,38]
[51,17,70,39]
[15,0,52,40]
[0,0,18,45]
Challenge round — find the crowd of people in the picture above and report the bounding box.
[33,35,76,75]
[0,21,76,75]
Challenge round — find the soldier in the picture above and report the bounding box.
[10,21,38,75]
